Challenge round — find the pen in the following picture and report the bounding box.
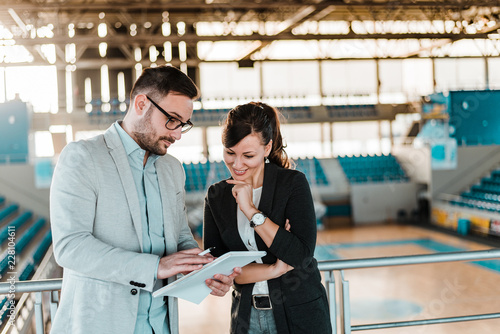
[198,247,214,256]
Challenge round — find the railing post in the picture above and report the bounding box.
[34,291,44,334]
[323,270,337,333]
[339,270,351,334]
[49,290,59,323]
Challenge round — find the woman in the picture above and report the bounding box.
[203,102,332,334]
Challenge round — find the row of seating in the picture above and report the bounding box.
[450,198,500,213]
[294,158,329,186]
[185,155,411,190]
[338,154,408,184]
[18,230,53,281]
[0,204,19,222]
[0,296,8,325]
[0,218,46,275]
[0,197,52,324]
[183,157,330,192]
[450,170,500,213]
[183,161,230,192]
[326,104,377,118]
[0,230,52,324]
[0,211,33,245]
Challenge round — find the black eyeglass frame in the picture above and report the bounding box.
[146,95,193,133]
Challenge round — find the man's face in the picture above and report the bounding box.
[133,93,193,156]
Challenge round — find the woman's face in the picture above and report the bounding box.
[223,133,272,187]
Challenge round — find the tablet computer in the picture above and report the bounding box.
[153,251,266,304]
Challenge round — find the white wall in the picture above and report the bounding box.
[0,164,50,218]
[393,146,431,185]
[431,145,500,198]
[351,182,419,224]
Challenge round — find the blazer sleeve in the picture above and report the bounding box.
[268,172,317,268]
[202,185,230,257]
[50,141,159,292]
[175,163,199,251]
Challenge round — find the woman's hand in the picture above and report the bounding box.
[226,179,258,218]
[284,218,291,232]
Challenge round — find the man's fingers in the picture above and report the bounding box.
[179,248,203,255]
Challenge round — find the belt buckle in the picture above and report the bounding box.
[252,294,272,310]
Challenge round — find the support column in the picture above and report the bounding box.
[319,60,324,105]
[389,120,394,152]
[57,68,66,114]
[431,57,437,91]
[330,122,334,157]
[376,59,380,104]
[485,57,490,90]
[320,123,325,158]
[259,61,264,100]
[378,120,383,153]
[201,126,209,161]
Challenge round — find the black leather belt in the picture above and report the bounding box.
[252,294,272,310]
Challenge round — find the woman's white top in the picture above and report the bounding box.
[237,186,269,295]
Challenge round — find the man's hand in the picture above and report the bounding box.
[157,248,214,279]
[205,267,242,297]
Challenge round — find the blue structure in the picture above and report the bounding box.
[0,101,30,163]
[423,90,500,146]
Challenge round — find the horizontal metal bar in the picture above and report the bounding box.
[0,279,62,294]
[352,312,500,331]
[318,248,500,271]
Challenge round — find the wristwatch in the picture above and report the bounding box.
[250,212,267,228]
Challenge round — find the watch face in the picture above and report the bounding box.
[251,213,266,226]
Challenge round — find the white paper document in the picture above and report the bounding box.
[152,251,266,304]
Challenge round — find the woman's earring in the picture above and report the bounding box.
[265,156,270,163]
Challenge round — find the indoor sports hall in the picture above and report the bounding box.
[1,1,500,333]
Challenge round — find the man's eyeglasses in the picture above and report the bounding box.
[146,96,193,133]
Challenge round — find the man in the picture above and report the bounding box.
[50,65,239,334]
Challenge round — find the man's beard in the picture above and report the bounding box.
[133,110,175,156]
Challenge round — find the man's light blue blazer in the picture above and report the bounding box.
[50,124,198,334]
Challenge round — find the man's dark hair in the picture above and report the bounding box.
[130,65,200,101]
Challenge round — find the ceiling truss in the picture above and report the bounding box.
[1,1,500,68]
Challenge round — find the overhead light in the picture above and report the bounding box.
[179,41,187,61]
[177,22,186,36]
[84,77,92,103]
[164,42,172,62]
[134,47,142,62]
[162,22,171,36]
[99,42,107,57]
[149,45,158,62]
[98,22,107,37]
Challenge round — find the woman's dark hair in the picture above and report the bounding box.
[222,102,291,169]
[130,65,200,101]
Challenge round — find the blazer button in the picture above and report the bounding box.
[131,288,138,295]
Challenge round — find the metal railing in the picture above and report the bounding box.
[0,279,61,334]
[2,249,500,333]
[318,248,500,333]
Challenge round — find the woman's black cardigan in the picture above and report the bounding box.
[203,162,332,334]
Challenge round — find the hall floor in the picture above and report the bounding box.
[179,224,500,334]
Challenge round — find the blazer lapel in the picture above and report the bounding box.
[103,125,144,249]
[255,163,278,250]
[156,159,178,253]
